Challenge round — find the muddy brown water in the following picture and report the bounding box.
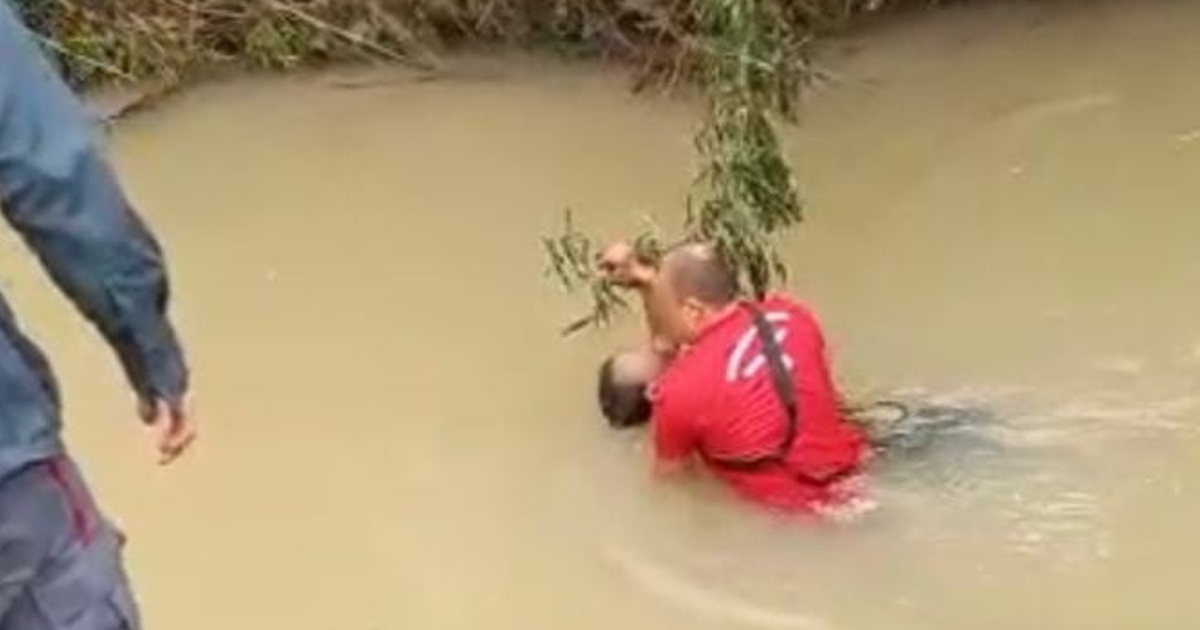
[5,1,1200,628]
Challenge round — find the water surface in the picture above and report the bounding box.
[9,2,1200,627]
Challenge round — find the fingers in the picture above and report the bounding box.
[137,397,157,424]
[599,241,633,267]
[598,242,640,286]
[158,424,196,466]
[147,397,197,466]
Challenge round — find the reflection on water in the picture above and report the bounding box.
[4,1,1198,628]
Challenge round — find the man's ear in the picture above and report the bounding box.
[681,296,706,316]
[677,297,707,338]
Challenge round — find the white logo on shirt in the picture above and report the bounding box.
[724,311,795,383]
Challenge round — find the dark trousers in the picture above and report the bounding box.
[0,455,141,629]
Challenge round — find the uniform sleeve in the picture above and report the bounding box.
[0,2,188,403]
[650,381,700,463]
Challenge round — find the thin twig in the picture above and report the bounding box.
[265,0,439,73]
[159,0,248,20]
[364,0,442,66]
[89,82,180,124]
[35,35,137,83]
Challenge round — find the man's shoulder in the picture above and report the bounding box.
[763,292,810,311]
[654,337,727,407]
[763,293,822,326]
[753,294,829,358]
[659,343,720,385]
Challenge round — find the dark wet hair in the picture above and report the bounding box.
[597,355,653,429]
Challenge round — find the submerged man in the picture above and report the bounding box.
[597,241,868,513]
[0,3,195,628]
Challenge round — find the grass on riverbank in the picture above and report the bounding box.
[15,0,910,88]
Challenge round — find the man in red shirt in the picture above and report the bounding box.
[597,241,869,513]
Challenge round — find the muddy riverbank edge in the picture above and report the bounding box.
[15,0,1014,89]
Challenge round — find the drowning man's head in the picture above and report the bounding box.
[597,349,663,429]
[595,240,741,428]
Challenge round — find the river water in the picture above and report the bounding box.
[7,1,1200,628]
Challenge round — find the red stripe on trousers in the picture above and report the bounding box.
[44,456,95,545]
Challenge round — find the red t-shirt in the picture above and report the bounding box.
[649,295,868,511]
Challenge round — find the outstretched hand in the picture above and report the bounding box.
[139,397,197,465]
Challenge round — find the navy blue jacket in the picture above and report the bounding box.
[0,2,188,479]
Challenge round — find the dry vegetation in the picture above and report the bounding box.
[14,0,901,87]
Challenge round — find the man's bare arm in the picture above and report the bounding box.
[636,272,693,349]
[600,240,694,348]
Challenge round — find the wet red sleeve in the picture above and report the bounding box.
[651,381,700,463]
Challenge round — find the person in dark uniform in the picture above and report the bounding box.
[0,2,196,628]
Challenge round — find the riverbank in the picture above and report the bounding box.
[16,0,966,89]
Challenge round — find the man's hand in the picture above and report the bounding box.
[599,241,656,289]
[139,397,197,466]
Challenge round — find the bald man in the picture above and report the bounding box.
[597,241,868,514]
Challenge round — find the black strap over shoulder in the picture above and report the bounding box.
[700,302,799,472]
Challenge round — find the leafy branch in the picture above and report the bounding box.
[544,0,809,333]
[543,210,666,335]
